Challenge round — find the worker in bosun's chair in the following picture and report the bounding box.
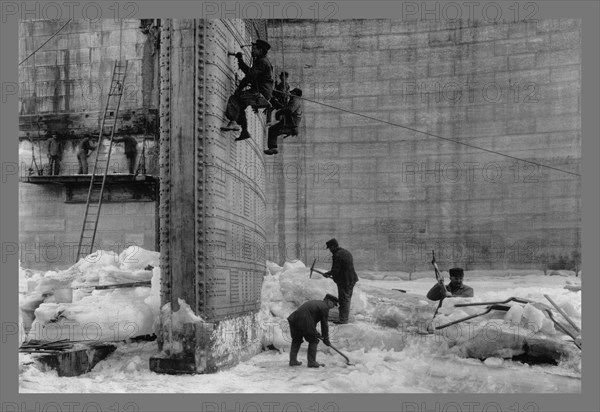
[264,88,303,156]
[265,71,290,125]
[221,39,274,142]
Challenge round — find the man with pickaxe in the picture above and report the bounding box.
[426,251,474,302]
[310,239,359,324]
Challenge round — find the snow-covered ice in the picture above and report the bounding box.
[19,250,582,393]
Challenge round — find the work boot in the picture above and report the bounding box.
[263,148,278,155]
[235,130,251,141]
[307,341,323,368]
[289,341,302,367]
[221,121,241,132]
[333,320,348,325]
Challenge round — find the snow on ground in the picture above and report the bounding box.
[19,250,582,393]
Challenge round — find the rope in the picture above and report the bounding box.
[118,17,123,65]
[272,89,581,178]
[19,19,73,66]
[280,19,286,100]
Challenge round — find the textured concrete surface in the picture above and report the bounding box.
[264,19,581,272]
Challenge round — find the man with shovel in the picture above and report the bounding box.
[287,294,338,368]
[323,238,359,324]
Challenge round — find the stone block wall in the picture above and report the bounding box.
[18,19,160,270]
[19,182,156,270]
[266,19,581,272]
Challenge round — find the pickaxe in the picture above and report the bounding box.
[309,258,328,279]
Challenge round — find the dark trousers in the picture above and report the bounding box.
[49,156,60,175]
[225,91,270,132]
[77,152,88,174]
[337,283,355,323]
[267,123,297,149]
[125,153,136,174]
[288,321,319,364]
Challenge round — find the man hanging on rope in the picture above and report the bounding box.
[221,39,274,142]
[266,71,290,125]
[264,88,303,155]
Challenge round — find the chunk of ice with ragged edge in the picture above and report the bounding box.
[159,298,205,332]
[118,246,160,271]
[504,304,524,325]
[28,292,156,342]
[266,260,283,276]
[521,303,546,332]
[282,260,306,272]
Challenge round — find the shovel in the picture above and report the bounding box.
[454,297,532,307]
[319,337,354,366]
[435,304,511,330]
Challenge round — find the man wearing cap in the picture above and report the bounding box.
[323,239,359,324]
[112,135,138,174]
[426,267,474,300]
[77,134,97,174]
[264,88,303,155]
[221,39,274,142]
[287,294,338,368]
[47,133,62,175]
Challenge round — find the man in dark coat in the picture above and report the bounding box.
[264,88,303,155]
[287,294,338,368]
[323,239,359,324]
[113,135,138,174]
[221,39,274,142]
[266,71,290,124]
[77,135,97,174]
[426,267,474,301]
[47,133,61,175]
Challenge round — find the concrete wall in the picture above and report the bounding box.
[18,19,160,270]
[265,19,581,272]
[19,19,159,135]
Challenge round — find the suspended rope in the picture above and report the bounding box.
[280,19,286,100]
[271,89,581,178]
[19,19,72,66]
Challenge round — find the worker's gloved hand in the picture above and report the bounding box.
[235,52,243,59]
[323,337,331,347]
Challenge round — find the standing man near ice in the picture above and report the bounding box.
[287,294,338,368]
[323,238,359,324]
[426,267,474,300]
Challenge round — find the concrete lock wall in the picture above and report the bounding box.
[18,19,160,270]
[265,19,581,272]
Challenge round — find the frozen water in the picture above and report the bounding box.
[18,252,582,393]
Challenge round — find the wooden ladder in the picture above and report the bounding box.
[76,60,128,261]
